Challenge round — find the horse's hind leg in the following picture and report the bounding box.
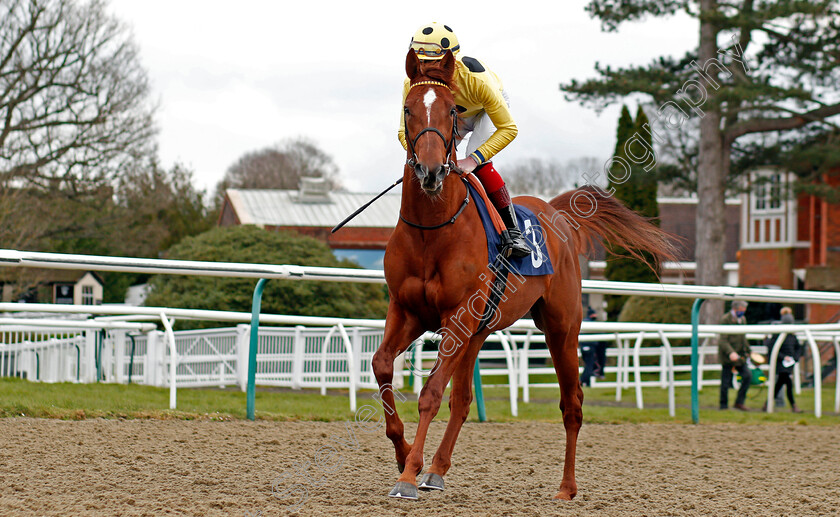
[535,300,583,501]
[371,303,423,475]
[421,336,483,491]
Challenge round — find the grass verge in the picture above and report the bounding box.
[1,377,837,425]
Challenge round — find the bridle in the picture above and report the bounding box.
[400,80,469,230]
[403,80,459,177]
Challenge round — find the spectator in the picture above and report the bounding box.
[764,308,804,413]
[579,307,598,387]
[718,300,752,411]
[592,310,610,380]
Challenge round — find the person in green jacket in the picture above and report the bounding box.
[718,300,752,411]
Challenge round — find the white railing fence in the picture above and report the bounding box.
[2,249,839,419]
[0,329,86,383]
[4,319,837,418]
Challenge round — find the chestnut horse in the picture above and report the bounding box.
[371,49,676,501]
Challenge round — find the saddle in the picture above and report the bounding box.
[463,173,553,331]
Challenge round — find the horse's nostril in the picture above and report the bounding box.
[414,163,428,179]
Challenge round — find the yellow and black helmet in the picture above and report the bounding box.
[409,22,460,60]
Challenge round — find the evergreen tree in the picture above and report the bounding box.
[604,105,661,320]
[563,0,840,322]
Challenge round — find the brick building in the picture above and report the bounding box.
[739,169,840,323]
[587,196,742,285]
[218,180,741,287]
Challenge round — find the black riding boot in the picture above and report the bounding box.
[498,204,531,258]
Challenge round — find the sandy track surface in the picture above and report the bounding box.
[0,418,837,516]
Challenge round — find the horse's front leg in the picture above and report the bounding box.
[371,303,423,475]
[419,335,484,492]
[389,323,472,500]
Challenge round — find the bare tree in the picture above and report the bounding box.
[504,156,599,197]
[0,0,156,193]
[215,137,341,205]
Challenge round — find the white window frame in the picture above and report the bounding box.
[741,169,803,249]
[751,171,785,214]
[81,285,94,305]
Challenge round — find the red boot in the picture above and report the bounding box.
[475,163,530,258]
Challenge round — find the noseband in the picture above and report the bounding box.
[403,80,459,175]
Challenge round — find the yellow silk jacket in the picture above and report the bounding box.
[398,56,518,165]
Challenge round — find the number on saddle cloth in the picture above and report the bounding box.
[467,183,554,277]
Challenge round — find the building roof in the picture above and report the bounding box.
[225,188,402,228]
[224,187,741,231]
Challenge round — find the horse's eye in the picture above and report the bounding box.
[450,107,457,116]
[404,107,410,116]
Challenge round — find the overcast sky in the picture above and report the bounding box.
[107,1,698,194]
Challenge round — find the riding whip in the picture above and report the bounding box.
[331,177,403,233]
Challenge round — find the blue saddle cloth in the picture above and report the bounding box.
[468,184,554,276]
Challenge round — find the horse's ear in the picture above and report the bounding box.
[439,50,456,83]
[406,49,421,80]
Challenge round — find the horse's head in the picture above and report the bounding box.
[403,49,458,196]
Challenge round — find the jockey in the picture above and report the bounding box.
[398,22,531,258]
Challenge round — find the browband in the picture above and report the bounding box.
[409,80,451,91]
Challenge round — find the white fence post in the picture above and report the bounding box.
[657,330,676,418]
[145,331,157,386]
[154,331,166,387]
[413,338,424,395]
[83,330,97,383]
[659,347,668,388]
[766,332,787,414]
[20,349,33,381]
[833,337,840,414]
[519,330,532,403]
[320,326,337,395]
[633,332,646,409]
[292,325,305,389]
[803,329,822,418]
[352,327,362,400]
[496,331,518,417]
[44,339,57,382]
[113,331,126,384]
[614,334,625,402]
[336,323,356,412]
[236,324,250,391]
[159,314,177,410]
[101,332,113,382]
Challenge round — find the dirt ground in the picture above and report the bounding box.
[0,418,838,516]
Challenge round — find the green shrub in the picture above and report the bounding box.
[145,225,388,328]
[617,295,695,324]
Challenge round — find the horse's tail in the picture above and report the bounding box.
[547,186,679,270]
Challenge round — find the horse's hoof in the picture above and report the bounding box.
[418,472,444,491]
[388,481,419,500]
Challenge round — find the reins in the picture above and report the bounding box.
[399,176,470,230]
